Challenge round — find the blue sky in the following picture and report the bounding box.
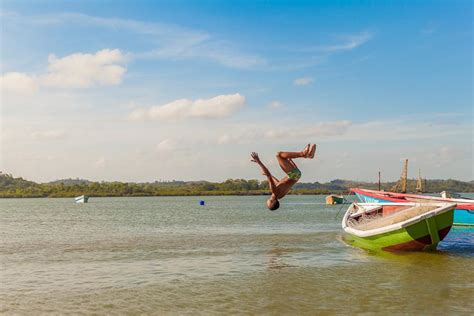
[1,0,472,183]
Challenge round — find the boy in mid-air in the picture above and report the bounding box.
[251,144,316,211]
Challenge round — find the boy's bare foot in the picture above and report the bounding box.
[302,144,310,157]
[308,144,316,159]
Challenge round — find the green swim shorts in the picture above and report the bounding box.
[287,168,301,181]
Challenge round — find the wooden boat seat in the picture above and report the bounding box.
[354,205,438,231]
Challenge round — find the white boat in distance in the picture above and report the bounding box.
[75,195,89,203]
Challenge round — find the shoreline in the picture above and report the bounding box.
[0,191,332,199]
[2,190,474,199]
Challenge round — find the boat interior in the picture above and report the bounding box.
[347,204,439,231]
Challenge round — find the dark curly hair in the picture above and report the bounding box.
[268,199,280,211]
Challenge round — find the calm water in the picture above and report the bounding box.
[1,195,473,314]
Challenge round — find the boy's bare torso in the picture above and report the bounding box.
[273,177,297,199]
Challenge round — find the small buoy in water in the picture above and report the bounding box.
[200,200,205,206]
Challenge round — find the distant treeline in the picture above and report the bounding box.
[0,173,473,198]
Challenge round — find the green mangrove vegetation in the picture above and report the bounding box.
[1,172,473,198]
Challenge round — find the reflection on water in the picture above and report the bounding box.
[0,196,473,314]
[266,248,299,270]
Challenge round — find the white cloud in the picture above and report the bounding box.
[5,12,264,69]
[0,72,38,95]
[215,128,264,145]
[217,133,244,145]
[1,49,127,98]
[31,130,66,140]
[156,139,177,152]
[420,23,437,35]
[3,111,472,182]
[94,157,107,168]
[269,31,373,70]
[214,120,352,146]
[217,134,232,145]
[294,77,314,86]
[71,13,265,68]
[129,93,246,121]
[425,146,468,168]
[319,31,373,53]
[141,39,266,69]
[267,100,284,110]
[421,27,435,35]
[264,120,351,139]
[39,49,126,88]
[342,118,471,142]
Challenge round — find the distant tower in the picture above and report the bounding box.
[401,159,408,193]
[391,159,408,193]
[378,171,381,191]
[416,169,423,193]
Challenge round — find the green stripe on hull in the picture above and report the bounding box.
[345,210,454,251]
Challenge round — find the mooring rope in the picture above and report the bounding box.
[334,190,351,220]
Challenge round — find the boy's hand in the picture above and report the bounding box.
[250,152,261,163]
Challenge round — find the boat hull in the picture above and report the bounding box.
[353,190,473,226]
[454,209,474,226]
[355,192,395,204]
[75,195,89,203]
[345,211,453,251]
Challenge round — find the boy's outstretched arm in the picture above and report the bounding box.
[251,152,277,193]
[271,175,279,184]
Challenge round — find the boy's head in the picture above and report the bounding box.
[266,196,280,211]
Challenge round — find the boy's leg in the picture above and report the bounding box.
[278,144,309,159]
[276,156,294,173]
[276,145,308,173]
[288,158,297,169]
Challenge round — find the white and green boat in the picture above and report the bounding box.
[342,202,456,252]
[75,195,89,203]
